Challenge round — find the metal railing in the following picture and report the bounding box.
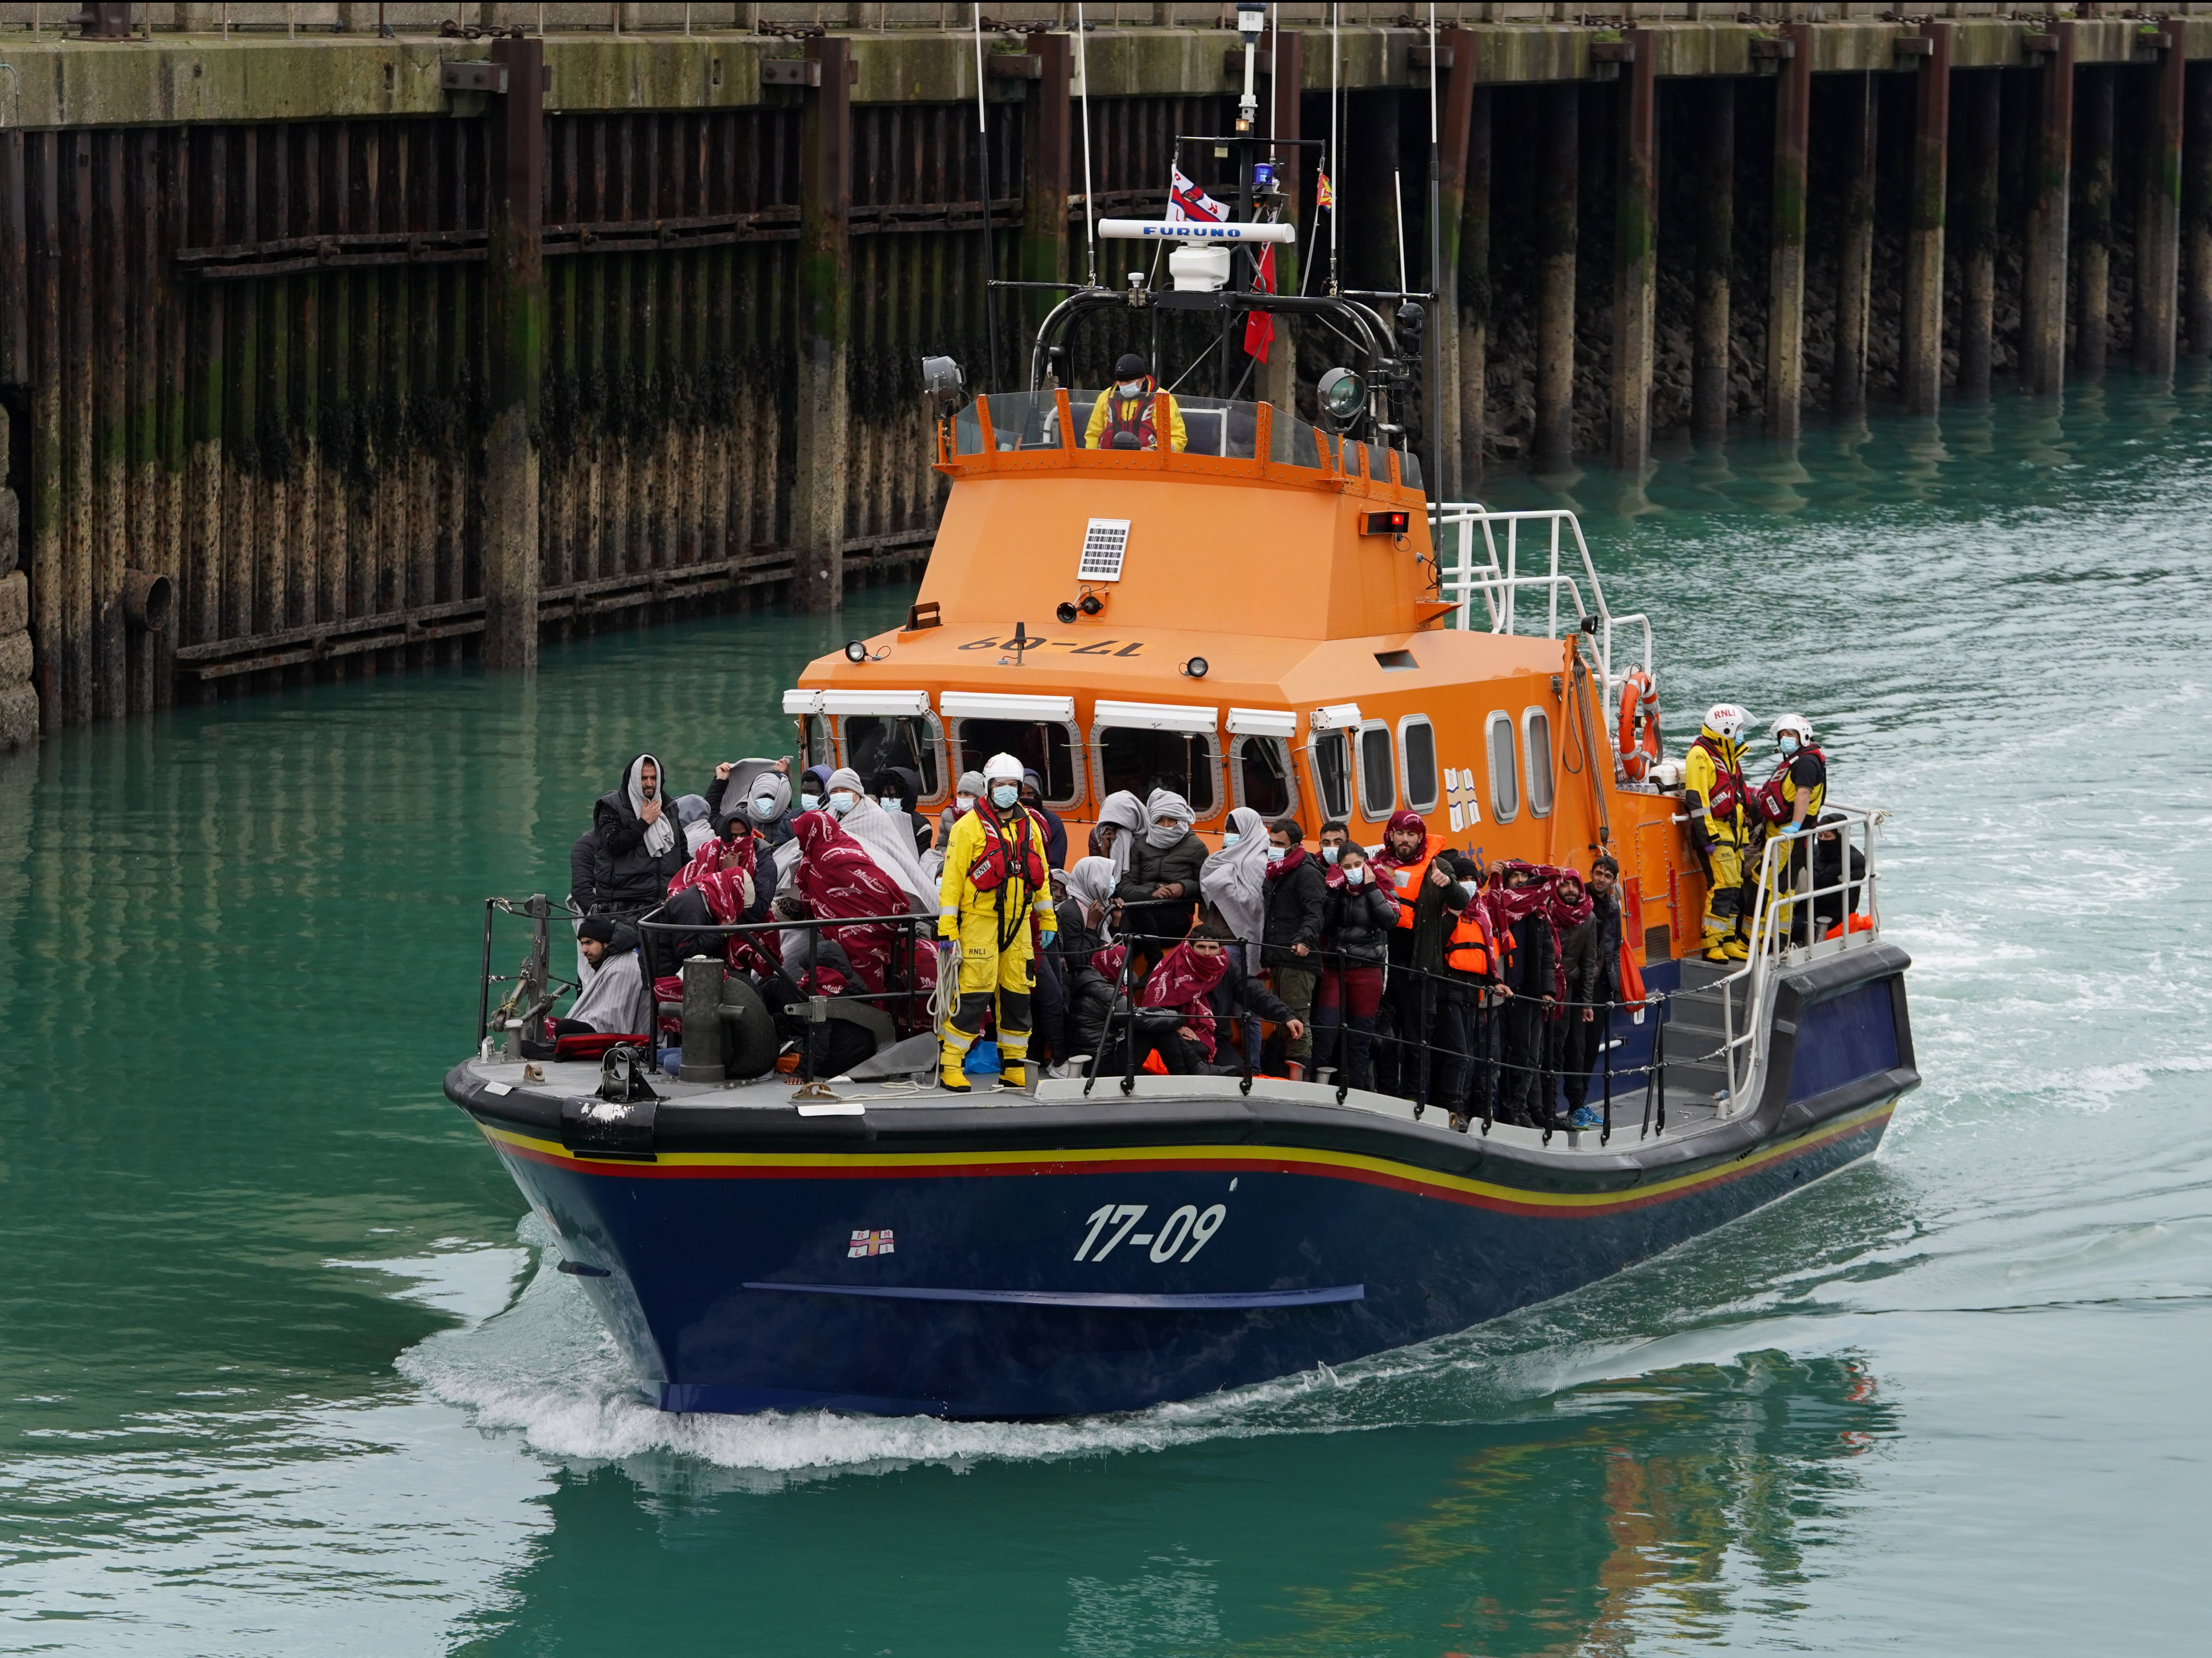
[1705,804,1884,1114]
[1432,505,1653,705]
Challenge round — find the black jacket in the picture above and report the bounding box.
[1323,879,1399,968]
[1558,916,1602,1009]
[1588,891,1623,1006]
[568,831,601,915]
[1115,831,1208,944]
[1259,852,1328,969]
[1503,911,1556,1000]
[591,789,690,911]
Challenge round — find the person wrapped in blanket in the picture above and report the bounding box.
[549,915,652,1042]
[1094,922,1306,1077]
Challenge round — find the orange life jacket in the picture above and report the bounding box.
[1386,861,1422,929]
[1445,910,1496,977]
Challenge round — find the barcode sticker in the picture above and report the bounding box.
[1078,518,1131,582]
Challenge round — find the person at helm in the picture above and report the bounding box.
[1083,352,1189,453]
[1683,703,1753,963]
[936,753,1059,1092]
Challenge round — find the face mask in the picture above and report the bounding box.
[1321,844,1341,865]
[1343,865,1366,887]
[1222,831,1242,848]
[1459,882,1478,902]
[1118,379,1144,398]
[800,793,822,812]
[1265,847,1287,865]
[956,793,977,813]
[751,795,778,821]
[1778,735,1801,756]
[991,784,1019,810]
[878,795,901,810]
[827,791,857,817]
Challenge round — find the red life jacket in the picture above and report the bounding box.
[1100,382,1159,449]
[964,805,1048,895]
[1692,734,1746,818]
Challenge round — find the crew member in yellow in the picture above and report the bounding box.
[1683,703,1752,963]
[936,752,1059,1092]
[1084,352,1189,452]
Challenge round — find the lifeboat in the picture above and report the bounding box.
[444,192,1917,1420]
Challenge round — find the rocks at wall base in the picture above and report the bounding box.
[0,570,33,751]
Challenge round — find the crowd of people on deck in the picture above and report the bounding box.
[543,706,1854,1132]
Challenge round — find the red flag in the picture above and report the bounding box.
[1243,244,1277,364]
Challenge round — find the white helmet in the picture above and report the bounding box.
[1703,703,1749,743]
[982,752,1025,784]
[1770,712,1814,746]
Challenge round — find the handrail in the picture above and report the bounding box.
[1700,804,1885,1114]
[1430,505,1654,700]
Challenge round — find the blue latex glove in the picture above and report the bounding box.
[1040,930,1057,950]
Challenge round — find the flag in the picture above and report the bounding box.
[1243,243,1277,363]
[847,1229,896,1258]
[1316,167,1335,211]
[1166,164,1227,225]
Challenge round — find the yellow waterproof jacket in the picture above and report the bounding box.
[1083,385,1189,452]
[938,806,1057,942]
[1683,733,1748,842]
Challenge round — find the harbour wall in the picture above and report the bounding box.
[3,6,2210,744]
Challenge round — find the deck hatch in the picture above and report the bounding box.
[1078,518,1131,582]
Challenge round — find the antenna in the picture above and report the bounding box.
[1428,0,1445,512]
[973,5,999,392]
[1328,1,1340,296]
[1393,167,1409,295]
[1077,1,1098,288]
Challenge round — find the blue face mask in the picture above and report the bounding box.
[800,793,822,812]
[1778,736,1801,757]
[1321,844,1341,865]
[991,784,1019,810]
[1223,831,1242,847]
[1265,846,1287,865]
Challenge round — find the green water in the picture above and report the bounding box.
[5,378,2209,1654]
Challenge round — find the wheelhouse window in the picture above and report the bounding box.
[1357,724,1395,820]
[951,719,1080,806]
[842,714,943,799]
[1486,711,1519,823]
[1313,730,1351,821]
[798,712,829,773]
[1523,708,1555,818]
[1230,734,1297,819]
[1398,717,1438,812]
[1097,727,1218,814]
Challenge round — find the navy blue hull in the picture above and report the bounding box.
[486,1104,1893,1418]
[452,944,1916,1418]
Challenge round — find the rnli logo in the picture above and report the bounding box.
[847,1229,896,1258]
[1445,767,1482,833]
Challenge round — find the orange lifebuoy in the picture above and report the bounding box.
[1616,670,1661,780]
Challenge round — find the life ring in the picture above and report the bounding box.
[1616,670,1660,780]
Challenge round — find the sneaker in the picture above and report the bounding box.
[1568,1106,1602,1131]
[1045,1062,1070,1080]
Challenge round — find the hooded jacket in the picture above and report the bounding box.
[1259,846,1328,970]
[1321,870,1399,968]
[592,754,690,911]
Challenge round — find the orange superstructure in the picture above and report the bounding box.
[792,387,1700,972]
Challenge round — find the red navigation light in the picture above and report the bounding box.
[1361,510,1411,537]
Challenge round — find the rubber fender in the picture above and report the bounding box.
[715,976,780,1079]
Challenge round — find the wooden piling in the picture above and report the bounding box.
[2188,62,2212,357]
[1957,70,2000,400]
[29,135,60,733]
[1533,85,1577,473]
[1691,80,1732,442]
[1019,30,1071,333]
[1764,23,1811,442]
[484,36,545,672]
[1611,30,1656,471]
[1902,22,1951,418]
[1833,73,1876,418]
[2135,34,2186,379]
[2022,23,2075,397]
[793,33,852,614]
[2076,67,2112,384]
[1435,28,1478,498]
